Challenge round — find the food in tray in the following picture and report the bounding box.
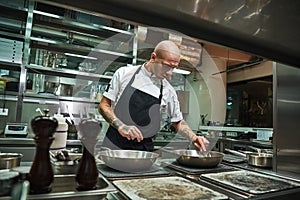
[113,176,228,200]
[201,170,300,194]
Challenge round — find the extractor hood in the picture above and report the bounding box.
[37,0,300,68]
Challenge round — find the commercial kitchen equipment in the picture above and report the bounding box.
[4,123,28,138]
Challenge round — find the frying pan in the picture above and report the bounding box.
[170,150,224,168]
[225,149,272,168]
[97,149,159,173]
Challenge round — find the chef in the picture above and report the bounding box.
[98,40,209,152]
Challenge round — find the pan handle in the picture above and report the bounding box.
[248,146,263,153]
[248,146,273,154]
[225,149,247,158]
[100,147,111,151]
[160,147,176,153]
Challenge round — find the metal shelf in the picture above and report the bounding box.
[30,1,135,58]
[0,61,21,72]
[27,64,112,82]
[23,93,99,104]
[0,93,18,102]
[0,0,138,123]
[33,10,134,39]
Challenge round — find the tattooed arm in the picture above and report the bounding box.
[98,96,143,142]
[172,120,209,152]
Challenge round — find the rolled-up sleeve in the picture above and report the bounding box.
[103,70,121,102]
[167,91,183,122]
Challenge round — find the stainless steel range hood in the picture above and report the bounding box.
[37,0,300,68]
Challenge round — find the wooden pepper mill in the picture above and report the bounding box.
[76,117,102,191]
[29,109,58,194]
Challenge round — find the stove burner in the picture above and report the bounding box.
[98,164,170,180]
[165,161,235,175]
[201,170,300,195]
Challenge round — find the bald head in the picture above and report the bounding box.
[154,40,180,59]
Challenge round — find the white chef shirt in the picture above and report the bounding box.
[103,64,183,122]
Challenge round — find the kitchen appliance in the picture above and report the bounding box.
[4,123,28,137]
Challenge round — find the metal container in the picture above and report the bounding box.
[0,170,20,196]
[59,83,73,96]
[97,150,159,173]
[19,174,116,200]
[225,149,273,168]
[0,153,23,169]
[246,152,273,168]
[44,81,59,94]
[50,152,82,175]
[172,150,224,168]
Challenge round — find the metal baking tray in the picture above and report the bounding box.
[201,170,300,195]
[26,174,117,200]
[113,176,229,200]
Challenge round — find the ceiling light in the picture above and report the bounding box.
[33,10,61,19]
[64,53,97,60]
[173,68,191,75]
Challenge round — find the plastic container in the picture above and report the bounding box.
[50,111,68,150]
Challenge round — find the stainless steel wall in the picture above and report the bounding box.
[274,63,300,179]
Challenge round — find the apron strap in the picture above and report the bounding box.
[159,80,163,103]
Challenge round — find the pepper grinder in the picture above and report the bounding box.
[29,109,58,194]
[76,117,102,191]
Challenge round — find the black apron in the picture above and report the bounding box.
[102,66,163,151]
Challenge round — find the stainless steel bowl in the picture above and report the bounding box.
[0,153,23,169]
[97,150,159,173]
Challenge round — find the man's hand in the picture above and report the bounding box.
[99,97,143,142]
[117,125,143,142]
[193,135,209,152]
[173,120,210,152]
